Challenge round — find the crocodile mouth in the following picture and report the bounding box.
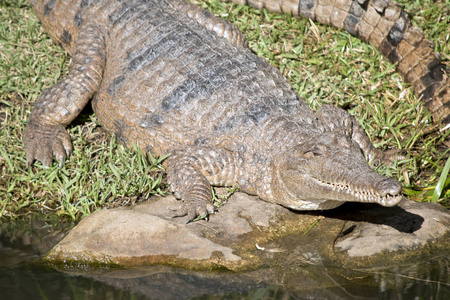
[313,177,403,207]
[276,168,403,210]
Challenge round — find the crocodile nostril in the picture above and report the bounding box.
[377,178,402,197]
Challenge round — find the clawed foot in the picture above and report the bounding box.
[169,199,216,223]
[23,122,72,168]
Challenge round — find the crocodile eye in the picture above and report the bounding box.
[303,145,326,157]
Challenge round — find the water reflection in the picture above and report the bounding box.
[0,260,448,299]
[0,217,448,299]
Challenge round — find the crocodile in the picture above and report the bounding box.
[24,0,447,221]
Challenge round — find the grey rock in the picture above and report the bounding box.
[47,193,450,270]
[335,200,450,257]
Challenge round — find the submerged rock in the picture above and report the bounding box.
[46,193,450,270]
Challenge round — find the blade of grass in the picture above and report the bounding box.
[432,155,450,202]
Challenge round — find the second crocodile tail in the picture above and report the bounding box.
[227,0,449,124]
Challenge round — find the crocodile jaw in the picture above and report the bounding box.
[305,175,403,207]
[274,170,403,210]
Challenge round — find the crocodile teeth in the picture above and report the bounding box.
[316,179,398,203]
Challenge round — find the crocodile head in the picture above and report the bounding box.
[272,131,403,210]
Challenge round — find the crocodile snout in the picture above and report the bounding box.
[375,178,403,206]
[377,178,402,196]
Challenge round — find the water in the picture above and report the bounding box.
[1,218,448,300]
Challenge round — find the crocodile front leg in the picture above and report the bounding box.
[167,157,216,221]
[351,119,405,165]
[166,147,240,221]
[24,24,106,167]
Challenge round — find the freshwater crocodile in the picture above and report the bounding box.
[24,0,447,220]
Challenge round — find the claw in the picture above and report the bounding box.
[370,149,406,166]
[62,134,73,158]
[187,207,197,222]
[206,203,215,214]
[169,199,215,222]
[25,149,36,169]
[169,206,188,218]
[41,152,53,167]
[23,123,72,168]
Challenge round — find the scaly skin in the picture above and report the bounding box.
[229,0,450,124]
[25,0,445,221]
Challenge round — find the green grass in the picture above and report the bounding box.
[0,0,449,223]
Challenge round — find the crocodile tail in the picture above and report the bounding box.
[226,0,449,124]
